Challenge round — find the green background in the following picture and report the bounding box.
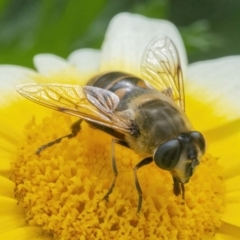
[0,0,239,68]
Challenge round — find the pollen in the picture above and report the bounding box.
[12,111,226,240]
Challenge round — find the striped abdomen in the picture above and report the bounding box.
[87,72,152,111]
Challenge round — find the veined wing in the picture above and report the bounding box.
[16,83,131,134]
[141,35,185,110]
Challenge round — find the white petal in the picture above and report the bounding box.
[0,65,38,103]
[187,56,240,120]
[34,53,89,85]
[68,48,100,73]
[0,65,37,87]
[34,54,70,76]
[100,12,187,76]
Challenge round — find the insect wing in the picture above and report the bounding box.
[16,83,131,133]
[141,35,185,110]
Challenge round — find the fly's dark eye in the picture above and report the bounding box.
[190,131,206,153]
[153,139,181,170]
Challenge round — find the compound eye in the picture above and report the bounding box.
[153,139,181,170]
[190,131,206,153]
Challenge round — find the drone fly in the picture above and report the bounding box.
[16,35,205,213]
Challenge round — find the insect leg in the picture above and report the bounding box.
[172,176,185,200]
[36,119,82,155]
[102,139,119,202]
[133,157,153,213]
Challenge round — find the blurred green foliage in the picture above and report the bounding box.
[0,0,239,68]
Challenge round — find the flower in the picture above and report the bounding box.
[0,12,240,240]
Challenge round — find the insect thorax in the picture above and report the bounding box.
[125,95,192,155]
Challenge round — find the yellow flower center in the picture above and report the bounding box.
[11,106,226,240]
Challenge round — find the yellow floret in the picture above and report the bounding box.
[12,112,225,240]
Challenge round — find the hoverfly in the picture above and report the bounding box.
[16,35,205,213]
